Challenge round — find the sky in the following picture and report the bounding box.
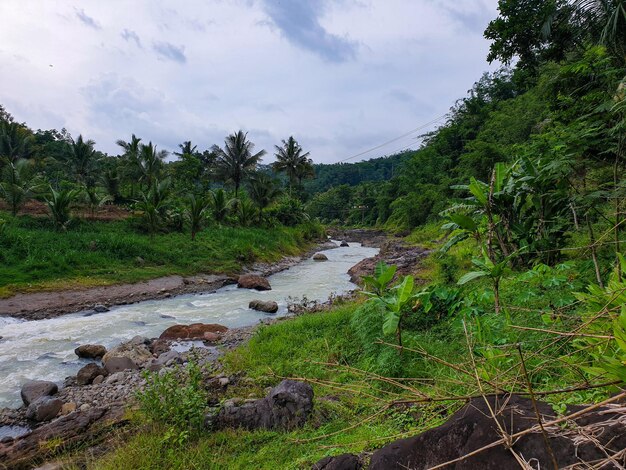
[0,0,500,164]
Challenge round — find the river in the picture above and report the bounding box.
[0,242,378,408]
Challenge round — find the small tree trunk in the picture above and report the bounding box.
[494,278,501,315]
[587,215,604,288]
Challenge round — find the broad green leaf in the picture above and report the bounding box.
[379,264,397,287]
[395,275,414,304]
[458,270,489,285]
[468,177,488,206]
[448,213,477,232]
[382,311,401,335]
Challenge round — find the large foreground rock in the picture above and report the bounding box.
[249,299,279,314]
[210,379,313,431]
[74,344,107,359]
[237,274,271,291]
[367,394,626,469]
[20,381,58,406]
[159,323,229,341]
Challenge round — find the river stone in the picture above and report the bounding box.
[92,375,105,385]
[102,339,153,367]
[26,396,62,422]
[249,300,279,314]
[93,304,109,313]
[313,253,328,261]
[60,402,77,415]
[159,323,228,341]
[104,356,139,374]
[148,350,182,371]
[237,274,271,291]
[20,380,58,406]
[76,363,107,386]
[340,241,350,247]
[74,344,107,359]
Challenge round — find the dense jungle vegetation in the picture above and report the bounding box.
[2,0,626,468]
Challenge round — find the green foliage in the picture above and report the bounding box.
[213,130,266,197]
[137,359,207,433]
[44,186,79,230]
[269,195,310,226]
[0,158,42,215]
[362,261,397,296]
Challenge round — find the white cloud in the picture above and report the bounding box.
[0,0,500,163]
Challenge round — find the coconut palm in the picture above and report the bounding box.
[137,142,167,191]
[272,136,314,193]
[45,186,80,230]
[209,188,234,224]
[69,135,99,188]
[0,158,42,215]
[185,194,210,240]
[572,0,626,59]
[0,121,34,164]
[247,173,282,223]
[174,141,198,158]
[213,131,266,197]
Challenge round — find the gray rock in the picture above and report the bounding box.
[76,363,107,386]
[74,344,107,359]
[104,356,139,374]
[210,379,313,431]
[313,253,328,261]
[103,339,153,367]
[249,299,279,314]
[340,241,350,247]
[93,304,109,313]
[20,380,58,406]
[147,350,182,372]
[26,396,62,422]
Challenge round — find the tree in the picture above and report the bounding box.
[69,135,98,188]
[272,136,314,193]
[247,173,282,223]
[137,142,167,190]
[45,187,79,230]
[0,120,34,164]
[213,131,266,197]
[0,158,41,215]
[209,188,234,224]
[185,194,210,240]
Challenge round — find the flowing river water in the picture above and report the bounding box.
[0,242,378,409]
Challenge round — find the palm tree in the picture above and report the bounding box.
[213,131,266,197]
[174,141,198,158]
[45,186,79,230]
[272,136,314,193]
[247,173,282,223]
[209,188,234,224]
[116,134,143,196]
[185,194,210,240]
[572,0,626,60]
[0,158,41,215]
[137,142,167,190]
[0,121,34,164]
[69,135,98,188]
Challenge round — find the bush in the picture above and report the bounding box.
[136,359,207,433]
[270,195,310,226]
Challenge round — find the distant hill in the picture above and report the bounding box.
[303,150,416,195]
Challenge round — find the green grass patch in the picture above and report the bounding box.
[0,213,315,297]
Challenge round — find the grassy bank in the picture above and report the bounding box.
[0,213,320,298]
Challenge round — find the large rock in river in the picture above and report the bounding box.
[312,253,328,261]
[102,336,153,368]
[74,344,107,359]
[249,299,279,314]
[237,274,271,291]
[159,323,228,341]
[20,380,58,406]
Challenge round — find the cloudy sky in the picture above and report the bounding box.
[0,0,500,164]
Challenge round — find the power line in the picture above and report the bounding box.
[336,114,448,163]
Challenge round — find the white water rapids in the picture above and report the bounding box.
[0,242,378,409]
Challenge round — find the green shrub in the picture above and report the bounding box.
[136,359,207,433]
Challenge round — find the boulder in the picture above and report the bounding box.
[249,299,279,314]
[93,304,109,313]
[103,356,138,374]
[210,379,313,431]
[340,241,350,247]
[147,350,182,372]
[60,402,77,415]
[159,323,228,341]
[369,394,626,470]
[20,380,58,406]
[203,332,222,343]
[313,253,328,261]
[74,344,107,359]
[312,454,362,470]
[237,274,272,291]
[102,338,153,367]
[76,363,107,386]
[26,396,62,422]
[150,338,171,356]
